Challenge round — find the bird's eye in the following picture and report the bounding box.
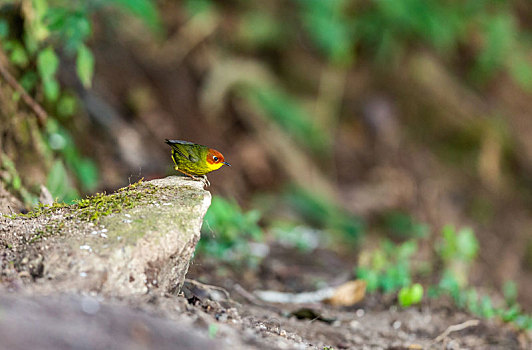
[213,156,219,162]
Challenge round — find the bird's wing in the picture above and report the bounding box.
[166,139,200,163]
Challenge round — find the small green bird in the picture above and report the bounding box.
[165,139,230,186]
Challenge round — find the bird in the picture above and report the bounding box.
[165,139,230,186]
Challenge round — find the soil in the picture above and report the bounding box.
[1,230,528,349]
[184,248,529,350]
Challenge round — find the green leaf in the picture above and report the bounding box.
[185,0,213,16]
[0,19,9,38]
[12,175,21,191]
[503,280,518,306]
[43,78,60,102]
[9,42,29,67]
[19,72,39,92]
[456,227,479,261]
[76,45,94,88]
[37,46,59,81]
[11,91,20,102]
[501,304,521,322]
[398,283,424,307]
[508,52,532,91]
[299,0,354,65]
[46,160,69,201]
[480,296,495,319]
[73,158,99,192]
[57,94,78,118]
[107,0,161,33]
[474,14,516,81]
[356,267,379,292]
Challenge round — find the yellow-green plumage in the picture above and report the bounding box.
[165,139,229,176]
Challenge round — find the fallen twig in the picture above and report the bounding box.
[254,287,335,304]
[433,319,480,344]
[254,280,366,307]
[184,278,231,300]
[233,284,265,305]
[0,56,48,126]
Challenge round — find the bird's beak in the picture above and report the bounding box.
[223,162,231,167]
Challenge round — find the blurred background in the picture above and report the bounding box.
[1,0,532,324]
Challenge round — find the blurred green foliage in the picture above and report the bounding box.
[0,0,160,202]
[354,227,531,329]
[271,222,321,252]
[433,269,532,329]
[200,196,264,266]
[382,211,429,239]
[46,120,99,194]
[429,228,532,330]
[246,86,329,154]
[398,283,424,308]
[437,225,479,264]
[0,0,159,101]
[46,159,78,203]
[240,0,532,89]
[356,240,417,293]
[285,186,364,244]
[297,0,355,66]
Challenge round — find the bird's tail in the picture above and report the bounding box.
[165,139,194,146]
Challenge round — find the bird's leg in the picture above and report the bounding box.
[201,175,210,187]
[174,166,210,187]
[174,166,195,179]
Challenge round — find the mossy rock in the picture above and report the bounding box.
[0,176,211,296]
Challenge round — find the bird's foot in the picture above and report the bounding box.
[201,175,210,187]
[192,175,210,187]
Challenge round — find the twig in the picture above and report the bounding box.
[254,287,335,304]
[184,278,231,300]
[233,284,269,306]
[433,319,480,344]
[0,58,48,125]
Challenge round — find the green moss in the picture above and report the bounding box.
[12,201,69,219]
[75,181,157,223]
[27,220,66,243]
[11,180,158,223]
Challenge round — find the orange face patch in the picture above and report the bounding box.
[206,149,225,165]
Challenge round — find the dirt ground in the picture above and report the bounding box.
[1,231,528,349]
[184,247,529,350]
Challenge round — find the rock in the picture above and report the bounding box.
[0,182,24,215]
[0,176,211,296]
[39,185,54,206]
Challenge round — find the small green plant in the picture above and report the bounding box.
[208,323,218,339]
[398,283,424,307]
[438,225,479,263]
[356,240,417,293]
[433,274,532,330]
[382,211,429,239]
[437,225,479,287]
[431,228,532,331]
[200,196,264,266]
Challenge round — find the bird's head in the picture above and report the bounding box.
[206,149,231,171]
